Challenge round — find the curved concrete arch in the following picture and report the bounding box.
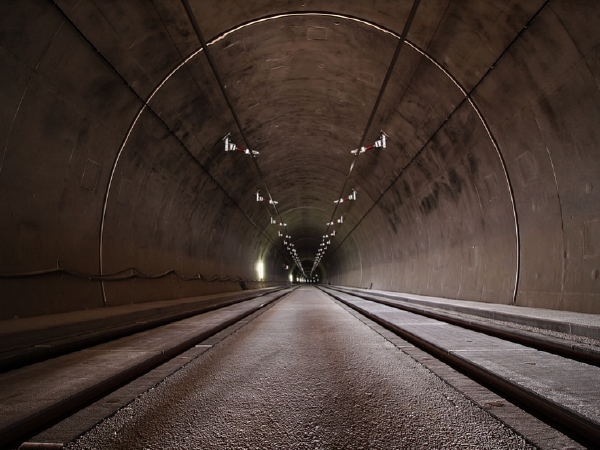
[1,1,599,318]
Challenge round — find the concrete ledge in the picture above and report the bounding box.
[325,288,600,444]
[332,286,600,341]
[0,288,293,447]
[0,286,286,370]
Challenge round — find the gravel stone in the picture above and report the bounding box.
[67,287,535,450]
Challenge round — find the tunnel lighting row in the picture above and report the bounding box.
[224,132,305,278]
[311,215,343,273]
[277,223,305,277]
[257,188,305,277]
[311,131,388,277]
[276,216,305,278]
[224,131,387,279]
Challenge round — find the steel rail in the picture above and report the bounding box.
[319,286,600,446]
[323,285,600,366]
[1,287,296,448]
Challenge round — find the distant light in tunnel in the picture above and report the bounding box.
[256,261,264,280]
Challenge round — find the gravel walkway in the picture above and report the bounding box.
[68,286,535,450]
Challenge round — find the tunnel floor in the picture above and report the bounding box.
[66,286,533,449]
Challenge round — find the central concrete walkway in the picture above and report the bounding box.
[68,287,533,449]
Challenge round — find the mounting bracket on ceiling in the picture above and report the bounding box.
[334,189,357,204]
[350,130,388,155]
[223,133,259,155]
[327,216,343,227]
[256,190,278,204]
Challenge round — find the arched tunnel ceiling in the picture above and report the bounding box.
[1,1,600,317]
[119,4,517,263]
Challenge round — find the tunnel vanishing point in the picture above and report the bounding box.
[1,0,600,320]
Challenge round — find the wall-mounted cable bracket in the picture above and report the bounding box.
[223,133,259,155]
[350,130,388,155]
[333,189,357,204]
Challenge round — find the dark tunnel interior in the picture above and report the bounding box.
[1,1,600,320]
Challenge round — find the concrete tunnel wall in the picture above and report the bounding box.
[0,1,599,320]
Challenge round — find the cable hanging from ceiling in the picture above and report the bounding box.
[310,0,421,279]
[310,131,388,276]
[309,132,389,276]
[181,0,306,279]
[0,260,267,283]
[223,132,304,273]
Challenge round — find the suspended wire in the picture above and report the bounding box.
[0,261,265,282]
[180,0,305,277]
[46,0,292,304]
[318,1,541,299]
[312,0,421,277]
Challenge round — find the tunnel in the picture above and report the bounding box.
[3,2,600,448]
[1,0,600,319]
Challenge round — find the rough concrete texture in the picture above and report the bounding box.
[1,1,600,319]
[0,292,287,443]
[67,287,534,450]
[333,286,600,341]
[331,291,600,434]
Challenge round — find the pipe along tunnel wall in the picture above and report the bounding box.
[1,1,599,320]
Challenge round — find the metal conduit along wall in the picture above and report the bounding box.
[0,1,599,319]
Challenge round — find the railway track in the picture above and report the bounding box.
[0,287,296,449]
[319,285,600,448]
[3,285,599,449]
